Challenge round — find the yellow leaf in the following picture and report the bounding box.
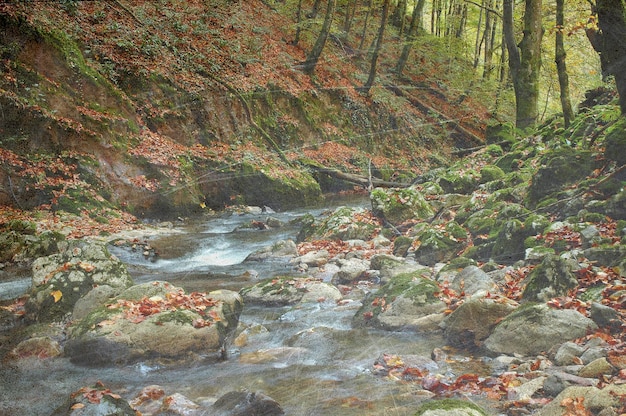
[200,202,206,209]
[51,290,63,303]
[70,403,85,410]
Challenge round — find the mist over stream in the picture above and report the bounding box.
[0,195,493,415]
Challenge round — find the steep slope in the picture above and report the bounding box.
[0,0,489,220]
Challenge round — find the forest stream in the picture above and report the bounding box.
[0,195,497,415]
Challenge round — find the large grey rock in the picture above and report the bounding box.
[26,241,133,322]
[211,390,284,416]
[244,239,298,261]
[331,258,369,284]
[449,266,496,296]
[440,296,517,348]
[484,303,597,356]
[66,282,242,366]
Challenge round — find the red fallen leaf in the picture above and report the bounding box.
[530,359,541,371]
[363,311,373,320]
[402,367,425,380]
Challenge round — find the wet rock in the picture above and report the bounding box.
[331,258,369,284]
[51,382,135,416]
[160,392,201,415]
[370,187,434,225]
[66,283,242,366]
[353,272,446,330]
[292,249,329,268]
[244,239,297,261]
[8,336,62,360]
[521,254,579,302]
[240,276,339,306]
[536,384,626,416]
[211,390,284,416]
[26,241,133,323]
[129,385,166,415]
[440,296,517,349]
[484,303,597,356]
[414,398,488,416]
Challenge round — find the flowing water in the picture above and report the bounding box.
[0,196,494,415]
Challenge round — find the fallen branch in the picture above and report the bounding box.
[302,161,411,189]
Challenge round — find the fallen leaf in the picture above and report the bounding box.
[50,290,63,303]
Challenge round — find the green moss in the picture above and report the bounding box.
[155,310,195,326]
[479,165,505,184]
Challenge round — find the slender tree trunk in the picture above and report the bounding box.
[358,0,373,51]
[555,0,574,126]
[292,0,304,45]
[483,8,498,78]
[503,0,543,130]
[343,0,358,36]
[473,5,484,68]
[396,0,426,74]
[308,0,322,18]
[302,0,336,74]
[361,0,391,94]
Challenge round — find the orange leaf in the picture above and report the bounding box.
[50,290,63,303]
[70,403,85,410]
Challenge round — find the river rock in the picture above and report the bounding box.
[331,258,369,284]
[521,254,579,302]
[353,272,446,331]
[589,301,621,328]
[244,239,298,261]
[449,265,496,296]
[51,382,135,416]
[305,206,380,241]
[8,336,62,360]
[370,253,430,283]
[413,222,469,266]
[536,384,626,416]
[484,303,598,356]
[553,341,585,366]
[578,357,615,378]
[240,276,339,306]
[211,390,284,416]
[65,282,242,366]
[25,240,133,323]
[440,296,517,349]
[292,249,329,267]
[414,398,488,416]
[370,187,434,225]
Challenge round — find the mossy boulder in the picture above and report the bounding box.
[370,187,434,225]
[413,222,469,266]
[479,165,505,184]
[484,303,597,356]
[65,283,242,366]
[352,272,445,330]
[527,148,597,207]
[604,117,626,165]
[414,398,488,416]
[521,254,579,302]
[25,241,133,323]
[302,206,380,241]
[438,172,478,195]
[491,219,527,264]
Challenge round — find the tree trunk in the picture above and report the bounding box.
[503,0,543,130]
[292,0,304,45]
[308,0,322,18]
[361,0,391,94]
[302,0,336,75]
[593,0,626,113]
[555,0,574,126]
[358,0,373,51]
[395,0,426,74]
[343,0,358,36]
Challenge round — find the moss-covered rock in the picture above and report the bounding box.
[370,187,434,225]
[352,272,445,330]
[438,171,479,195]
[25,241,133,322]
[479,165,505,184]
[604,117,626,165]
[301,206,380,241]
[521,254,579,302]
[413,222,469,266]
[527,148,597,207]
